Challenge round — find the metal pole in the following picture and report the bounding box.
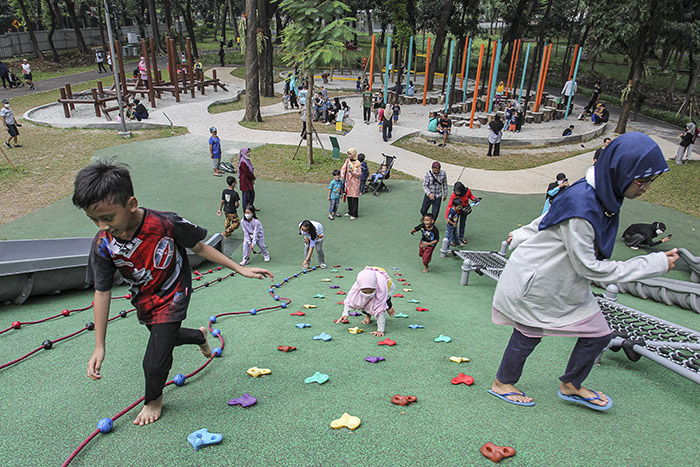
[518,43,530,103]
[422,37,431,106]
[405,36,414,96]
[383,36,392,103]
[564,46,582,120]
[103,0,129,136]
[462,38,472,103]
[444,39,455,113]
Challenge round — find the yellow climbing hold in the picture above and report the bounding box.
[330,413,361,430]
[449,356,471,364]
[348,326,363,334]
[247,367,272,377]
[303,304,317,309]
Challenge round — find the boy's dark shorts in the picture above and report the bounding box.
[6,124,18,137]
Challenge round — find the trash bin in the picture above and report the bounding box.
[329,136,340,160]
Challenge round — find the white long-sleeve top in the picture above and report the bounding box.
[241,218,263,240]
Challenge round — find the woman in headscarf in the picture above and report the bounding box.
[487,114,503,157]
[238,147,257,211]
[445,181,479,245]
[334,266,395,336]
[340,148,362,219]
[674,121,696,165]
[489,132,679,410]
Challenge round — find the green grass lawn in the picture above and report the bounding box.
[238,113,354,135]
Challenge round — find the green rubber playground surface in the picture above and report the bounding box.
[1,135,699,466]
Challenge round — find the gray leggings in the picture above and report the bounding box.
[304,240,325,265]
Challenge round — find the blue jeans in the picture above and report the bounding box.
[359,178,367,193]
[420,195,442,219]
[445,224,457,244]
[329,197,339,214]
[457,212,468,241]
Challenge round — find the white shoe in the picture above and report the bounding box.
[320,263,327,268]
[264,255,270,262]
[344,213,350,217]
[629,246,639,250]
[328,213,334,220]
[240,258,248,266]
[350,216,357,220]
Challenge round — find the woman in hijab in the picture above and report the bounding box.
[487,114,503,157]
[334,267,395,336]
[674,121,696,165]
[340,148,362,219]
[238,148,257,211]
[489,132,679,410]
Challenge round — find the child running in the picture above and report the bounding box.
[334,266,395,337]
[328,170,342,220]
[217,176,240,238]
[299,219,326,269]
[73,160,273,426]
[410,214,440,273]
[240,205,270,265]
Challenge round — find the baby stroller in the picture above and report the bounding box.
[8,70,23,88]
[364,153,397,196]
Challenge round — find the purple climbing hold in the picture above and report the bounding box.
[330,285,340,289]
[349,311,362,317]
[365,357,386,363]
[228,393,258,408]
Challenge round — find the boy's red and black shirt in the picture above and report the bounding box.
[87,208,207,325]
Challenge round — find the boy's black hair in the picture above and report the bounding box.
[452,198,462,207]
[300,219,317,240]
[243,204,257,219]
[226,176,236,187]
[72,159,134,209]
[423,213,434,221]
[332,169,340,176]
[357,153,365,162]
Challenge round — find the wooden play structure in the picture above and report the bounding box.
[57,37,228,120]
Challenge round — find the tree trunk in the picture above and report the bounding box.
[426,0,455,91]
[561,0,580,82]
[97,0,107,53]
[678,55,700,117]
[16,0,46,58]
[147,0,161,51]
[306,72,315,169]
[257,0,275,97]
[221,3,228,43]
[213,1,220,42]
[183,0,199,57]
[615,54,645,134]
[244,0,262,122]
[46,0,60,61]
[274,10,283,43]
[163,0,174,37]
[64,0,90,53]
[230,0,241,40]
[669,48,683,100]
[684,51,694,94]
[365,8,373,35]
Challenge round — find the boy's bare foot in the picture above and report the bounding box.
[559,382,609,407]
[199,327,212,358]
[362,316,371,325]
[134,396,162,425]
[491,380,534,404]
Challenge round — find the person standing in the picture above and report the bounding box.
[487,114,504,156]
[21,59,35,90]
[674,122,696,166]
[581,81,601,118]
[218,43,226,67]
[340,148,362,219]
[106,53,113,72]
[209,127,223,177]
[1,99,21,148]
[362,85,372,125]
[238,147,257,211]
[0,61,9,88]
[96,50,107,73]
[560,78,577,104]
[420,161,448,220]
[382,103,393,142]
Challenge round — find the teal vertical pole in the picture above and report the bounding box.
[518,43,531,103]
[564,47,582,120]
[383,36,392,103]
[405,36,414,96]
[444,39,455,113]
[487,38,502,113]
[462,37,472,103]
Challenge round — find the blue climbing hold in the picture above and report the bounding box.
[302,270,307,274]
[209,316,217,323]
[269,288,275,293]
[408,324,425,329]
[312,266,317,270]
[187,428,223,451]
[313,332,332,341]
[173,373,186,386]
[212,347,222,357]
[296,323,311,328]
[212,328,221,337]
[294,273,298,278]
[97,418,113,434]
[281,302,288,308]
[250,308,257,315]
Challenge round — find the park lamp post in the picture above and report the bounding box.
[103,0,130,137]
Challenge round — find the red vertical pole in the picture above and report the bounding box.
[469,44,485,128]
[422,37,431,106]
[505,41,516,97]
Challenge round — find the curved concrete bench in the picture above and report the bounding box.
[419,122,607,147]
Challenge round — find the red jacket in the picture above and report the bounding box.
[239,162,256,191]
[445,186,477,219]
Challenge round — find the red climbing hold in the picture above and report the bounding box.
[392,293,404,298]
[480,442,516,463]
[416,307,428,312]
[277,345,297,352]
[290,311,305,316]
[391,395,417,406]
[336,291,346,295]
[336,301,345,305]
[378,338,396,346]
[451,373,474,385]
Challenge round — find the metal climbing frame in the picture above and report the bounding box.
[451,248,700,385]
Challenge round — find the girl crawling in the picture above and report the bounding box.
[335,266,395,336]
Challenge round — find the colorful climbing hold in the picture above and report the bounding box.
[348,311,362,316]
[277,345,297,352]
[416,307,428,312]
[335,291,346,295]
[295,323,311,328]
[365,356,385,363]
[303,304,317,309]
[408,324,424,329]
[330,413,361,430]
[313,332,332,341]
[449,356,470,364]
[291,311,305,316]
[451,373,474,385]
[330,285,340,289]
[480,442,516,463]
[335,275,344,278]
[391,395,417,406]
[434,335,451,343]
[187,429,223,451]
[247,367,271,378]
[228,393,258,407]
[348,327,363,334]
[321,278,332,282]
[97,418,113,434]
[304,371,329,384]
[313,294,325,299]
[173,373,186,386]
[394,313,409,318]
[378,338,396,346]
[408,299,420,304]
[392,293,404,298]
[403,288,412,292]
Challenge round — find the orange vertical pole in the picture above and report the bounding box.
[422,37,431,106]
[460,36,469,88]
[509,39,522,97]
[485,40,498,113]
[469,44,485,128]
[368,34,376,92]
[505,41,516,97]
[567,44,579,81]
[536,44,553,111]
[533,44,547,112]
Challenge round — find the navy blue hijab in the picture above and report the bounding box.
[539,132,668,259]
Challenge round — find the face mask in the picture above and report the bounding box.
[360,291,375,298]
[245,213,253,220]
[656,229,664,235]
[3,104,8,108]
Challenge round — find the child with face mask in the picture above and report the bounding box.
[334,267,395,337]
[240,205,270,265]
[621,221,671,250]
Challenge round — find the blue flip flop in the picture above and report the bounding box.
[488,389,535,407]
[557,390,613,411]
